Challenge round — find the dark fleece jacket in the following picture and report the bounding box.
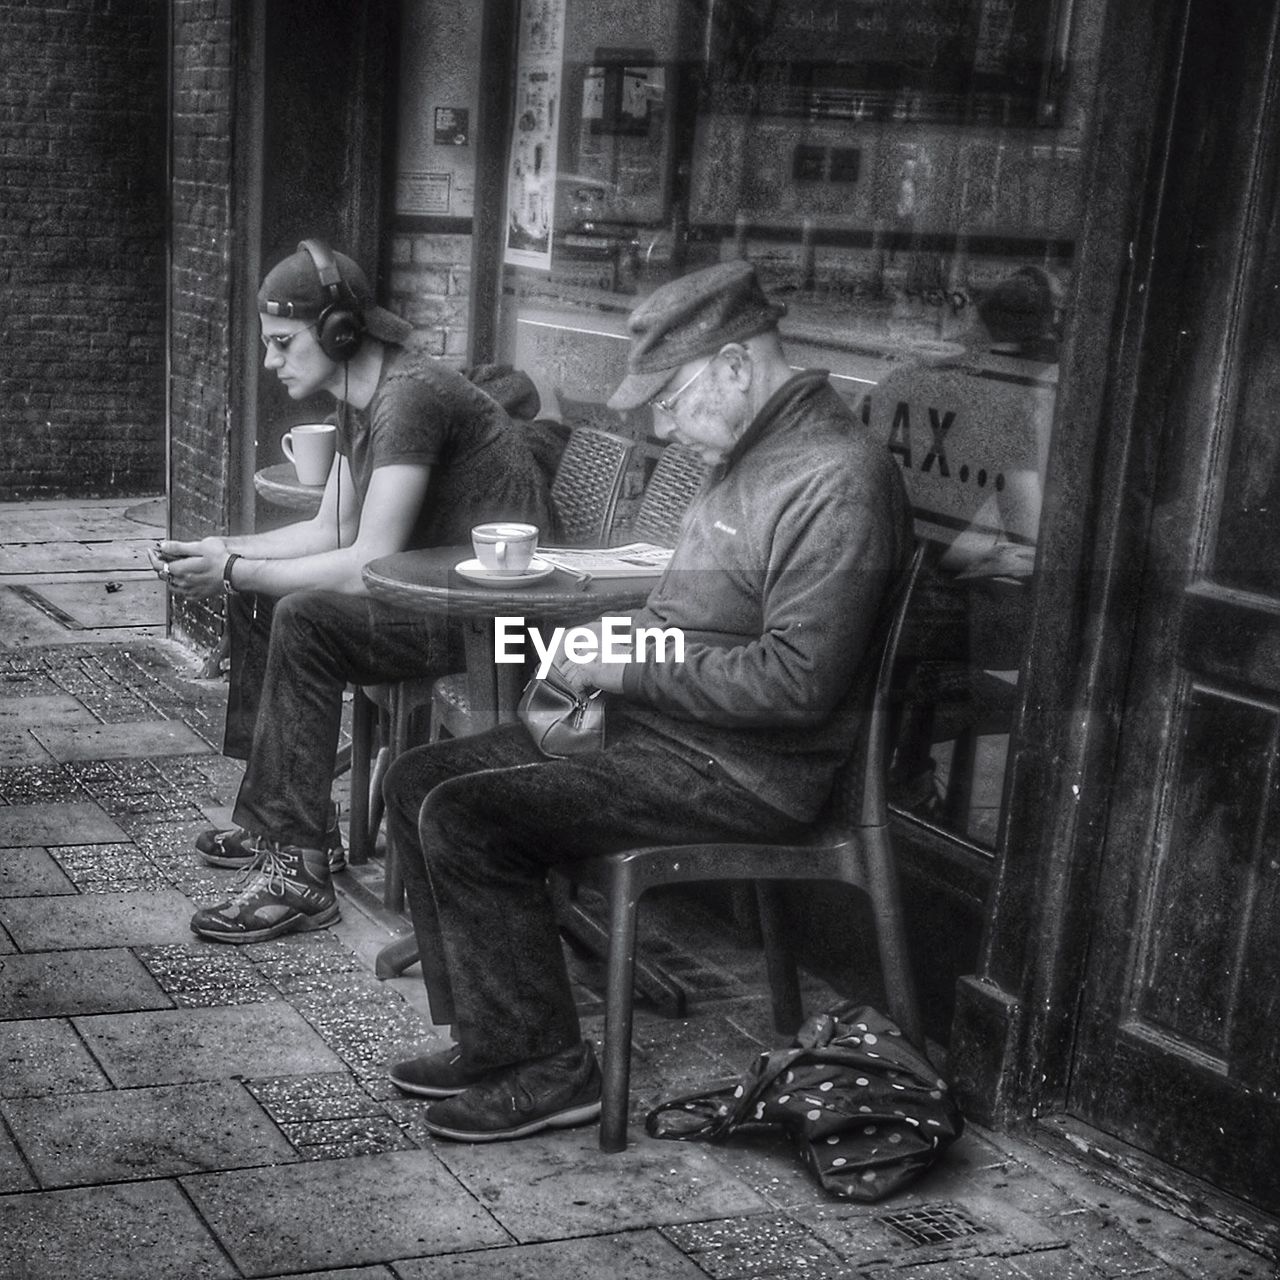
[618,369,912,821]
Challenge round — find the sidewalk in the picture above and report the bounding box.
[0,496,1273,1279]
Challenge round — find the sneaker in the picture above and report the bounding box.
[196,803,346,874]
[423,1042,601,1142]
[190,843,338,944]
[389,1046,500,1099]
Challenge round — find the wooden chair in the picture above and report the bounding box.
[566,544,926,1151]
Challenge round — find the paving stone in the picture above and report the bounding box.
[74,1002,347,1086]
[31,718,211,762]
[0,693,96,726]
[0,765,89,806]
[135,942,283,1007]
[0,888,195,949]
[283,1114,415,1159]
[244,1072,386,1125]
[266,1270,395,1280]
[393,1230,706,1278]
[0,847,76,896]
[0,948,171,1019]
[0,921,14,952]
[0,1018,113,1098]
[15,578,166,630]
[182,1150,508,1275]
[0,1117,36,1192]
[0,1179,234,1279]
[2,1080,297,1187]
[48,841,171,893]
[0,731,57,766]
[0,800,126,847]
[434,1128,770,1241]
[0,540,155,574]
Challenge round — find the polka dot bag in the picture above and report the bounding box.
[644,1001,963,1201]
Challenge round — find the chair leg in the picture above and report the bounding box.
[347,689,376,865]
[862,827,924,1047]
[374,933,421,980]
[600,866,641,1153]
[757,882,804,1035]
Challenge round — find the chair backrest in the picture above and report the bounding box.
[549,426,635,546]
[628,442,711,547]
[830,543,926,832]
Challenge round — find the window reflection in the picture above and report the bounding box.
[498,0,1100,849]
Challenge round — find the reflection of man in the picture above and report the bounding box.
[380,261,912,1143]
[152,240,550,943]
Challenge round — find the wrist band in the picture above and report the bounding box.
[222,553,242,596]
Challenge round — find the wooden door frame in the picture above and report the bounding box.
[947,0,1207,1126]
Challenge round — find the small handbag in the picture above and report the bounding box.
[517,665,605,758]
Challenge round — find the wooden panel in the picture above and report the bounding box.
[1137,686,1278,1050]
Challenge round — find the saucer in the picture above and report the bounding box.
[454,557,556,588]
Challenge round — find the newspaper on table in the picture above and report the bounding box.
[536,541,673,579]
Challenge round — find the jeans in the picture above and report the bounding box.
[383,720,807,1070]
[225,589,460,849]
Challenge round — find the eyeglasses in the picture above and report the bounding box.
[261,323,317,353]
[651,357,715,415]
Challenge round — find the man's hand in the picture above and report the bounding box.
[149,537,230,599]
[551,618,630,696]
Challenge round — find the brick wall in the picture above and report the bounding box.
[169,0,237,649]
[0,0,167,500]
[387,232,473,365]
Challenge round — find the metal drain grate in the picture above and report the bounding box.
[877,1203,986,1246]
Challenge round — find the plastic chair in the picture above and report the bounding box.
[426,424,636,744]
[566,543,926,1151]
[625,441,710,547]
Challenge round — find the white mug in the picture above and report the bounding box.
[471,522,538,572]
[282,423,337,486]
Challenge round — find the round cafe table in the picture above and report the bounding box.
[361,545,665,993]
[253,462,325,515]
[362,545,660,728]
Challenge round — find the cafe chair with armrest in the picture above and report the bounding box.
[426,424,636,745]
[564,543,926,1152]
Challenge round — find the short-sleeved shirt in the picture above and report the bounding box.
[334,336,552,548]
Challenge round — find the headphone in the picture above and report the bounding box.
[299,238,365,361]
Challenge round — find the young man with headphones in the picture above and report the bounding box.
[152,239,552,944]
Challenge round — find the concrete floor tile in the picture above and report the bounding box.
[0,888,196,949]
[0,1180,235,1279]
[0,693,96,726]
[0,1118,36,1192]
[14,577,166,629]
[266,1270,395,1280]
[0,731,57,766]
[0,800,129,847]
[0,1017,113,1098]
[181,1150,508,1275]
[3,1079,297,1187]
[0,540,155,574]
[32,718,211,762]
[434,1128,770,1241]
[0,922,14,952]
[393,1229,705,1278]
[74,1002,348,1086]
[0,948,171,1019]
[0,847,76,896]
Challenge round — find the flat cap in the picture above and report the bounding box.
[607,261,786,410]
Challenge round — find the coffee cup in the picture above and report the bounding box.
[282,423,337,486]
[471,522,538,573]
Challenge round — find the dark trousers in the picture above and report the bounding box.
[383,721,806,1070]
[225,589,460,849]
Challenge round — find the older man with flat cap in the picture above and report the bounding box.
[381,259,912,1143]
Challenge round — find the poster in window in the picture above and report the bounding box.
[505,0,567,271]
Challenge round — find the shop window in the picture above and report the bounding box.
[494,0,1103,853]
